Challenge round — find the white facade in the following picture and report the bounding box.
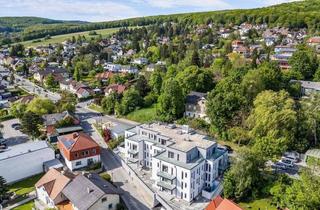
[0,141,55,183]
[62,154,101,171]
[36,186,67,208]
[124,123,228,203]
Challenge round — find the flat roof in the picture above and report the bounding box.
[306,149,320,158]
[138,123,216,152]
[0,141,50,161]
[154,151,204,170]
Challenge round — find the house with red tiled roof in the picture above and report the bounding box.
[104,84,127,96]
[95,72,114,82]
[206,196,243,210]
[57,132,101,171]
[35,168,75,209]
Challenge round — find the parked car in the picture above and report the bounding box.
[280,158,294,168]
[11,123,21,128]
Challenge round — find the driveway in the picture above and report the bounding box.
[2,119,30,146]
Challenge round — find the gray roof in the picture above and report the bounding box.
[62,173,120,210]
[0,141,51,161]
[306,149,320,159]
[38,67,67,76]
[43,158,63,169]
[56,126,83,134]
[186,91,207,104]
[292,80,320,91]
[43,111,77,126]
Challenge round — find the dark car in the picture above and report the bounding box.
[11,123,21,128]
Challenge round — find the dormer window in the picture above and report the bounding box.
[102,197,107,202]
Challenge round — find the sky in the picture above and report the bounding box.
[0,0,297,22]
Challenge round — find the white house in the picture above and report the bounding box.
[132,57,148,65]
[0,141,55,183]
[35,168,72,208]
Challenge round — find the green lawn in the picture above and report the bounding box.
[19,28,119,47]
[126,105,157,123]
[239,198,276,210]
[88,104,104,113]
[13,201,34,210]
[9,174,43,196]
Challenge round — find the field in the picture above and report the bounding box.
[13,201,34,210]
[9,173,43,196]
[19,27,119,47]
[239,198,276,210]
[125,105,157,123]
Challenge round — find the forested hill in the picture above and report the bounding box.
[0,17,86,32]
[2,0,320,45]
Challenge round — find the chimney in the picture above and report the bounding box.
[73,132,79,139]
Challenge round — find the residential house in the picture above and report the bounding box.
[104,63,121,72]
[57,132,101,171]
[119,65,138,74]
[104,84,126,96]
[185,91,209,122]
[272,45,296,69]
[0,141,55,183]
[132,57,148,65]
[291,80,320,96]
[43,111,80,142]
[62,173,121,210]
[307,37,320,52]
[35,168,74,208]
[95,72,114,83]
[206,195,243,210]
[124,123,228,202]
[60,80,93,99]
[34,67,69,83]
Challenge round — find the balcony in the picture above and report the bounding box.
[157,181,176,191]
[128,149,139,155]
[202,181,222,200]
[127,157,139,163]
[157,171,176,180]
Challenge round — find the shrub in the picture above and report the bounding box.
[100,173,112,182]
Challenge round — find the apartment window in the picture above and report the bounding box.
[185,183,187,188]
[162,165,168,172]
[92,149,96,155]
[185,172,187,178]
[102,197,107,202]
[181,181,184,189]
[75,153,78,158]
[75,161,81,166]
[168,151,174,158]
[185,193,187,198]
[177,154,180,161]
[108,204,113,209]
[161,139,166,145]
[181,171,184,179]
[157,163,159,167]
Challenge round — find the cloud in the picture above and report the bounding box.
[136,0,233,10]
[262,0,300,6]
[0,0,140,22]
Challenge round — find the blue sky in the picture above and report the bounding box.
[0,0,296,22]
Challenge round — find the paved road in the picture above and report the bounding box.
[2,119,30,146]
[14,74,61,102]
[76,103,152,210]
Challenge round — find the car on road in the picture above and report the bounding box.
[11,123,21,128]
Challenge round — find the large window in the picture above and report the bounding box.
[75,161,81,166]
[168,151,174,158]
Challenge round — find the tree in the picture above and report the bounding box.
[191,50,201,67]
[118,88,143,115]
[27,97,55,115]
[21,111,43,138]
[223,148,264,201]
[300,92,320,146]
[0,176,9,203]
[101,92,118,115]
[56,91,77,113]
[45,74,57,89]
[149,69,164,95]
[157,78,185,122]
[9,102,27,119]
[206,76,246,134]
[134,75,150,97]
[289,46,318,80]
[247,90,297,159]
[73,66,81,81]
[9,44,24,57]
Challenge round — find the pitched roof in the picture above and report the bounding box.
[43,111,78,126]
[105,84,126,94]
[186,91,207,104]
[35,168,72,201]
[95,72,114,80]
[58,132,99,152]
[37,67,67,76]
[62,173,121,210]
[206,196,243,210]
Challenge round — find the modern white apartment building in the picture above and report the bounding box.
[124,123,228,203]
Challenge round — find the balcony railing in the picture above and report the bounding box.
[157,171,176,180]
[157,181,176,191]
[128,149,139,155]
